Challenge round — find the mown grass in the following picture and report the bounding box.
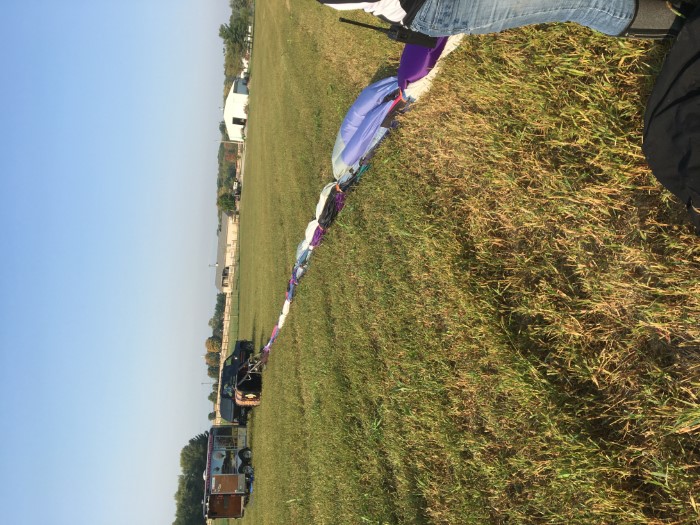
[231,1,700,524]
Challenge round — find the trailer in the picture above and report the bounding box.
[203,424,253,520]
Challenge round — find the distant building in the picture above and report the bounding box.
[215,212,238,292]
[223,76,249,143]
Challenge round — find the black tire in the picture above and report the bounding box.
[238,447,252,461]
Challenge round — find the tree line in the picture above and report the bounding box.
[204,293,226,419]
[171,295,227,525]
[172,431,209,525]
[219,0,253,84]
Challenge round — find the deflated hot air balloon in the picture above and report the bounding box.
[260,36,463,362]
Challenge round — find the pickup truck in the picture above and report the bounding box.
[220,340,263,408]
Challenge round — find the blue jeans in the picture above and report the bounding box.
[410,0,636,36]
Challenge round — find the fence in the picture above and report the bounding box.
[214,214,242,426]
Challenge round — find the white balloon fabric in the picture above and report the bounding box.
[315,182,336,220]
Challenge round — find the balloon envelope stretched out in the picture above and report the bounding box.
[331,76,400,180]
[261,36,465,360]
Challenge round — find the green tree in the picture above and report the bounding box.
[207,365,220,379]
[205,336,222,354]
[227,164,237,184]
[204,352,220,367]
[208,411,216,421]
[217,193,238,212]
[230,0,252,9]
[172,431,209,525]
[219,23,235,42]
[208,294,226,339]
[208,391,218,403]
[219,19,247,46]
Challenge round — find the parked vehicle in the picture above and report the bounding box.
[219,399,247,425]
[202,424,253,520]
[220,340,263,408]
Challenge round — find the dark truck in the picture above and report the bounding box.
[220,401,248,426]
[202,424,253,520]
[220,340,263,413]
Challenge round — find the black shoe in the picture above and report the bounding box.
[620,0,687,39]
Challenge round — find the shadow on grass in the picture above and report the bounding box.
[499,305,700,523]
[250,314,258,349]
[369,61,401,86]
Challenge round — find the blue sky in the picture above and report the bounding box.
[0,2,232,523]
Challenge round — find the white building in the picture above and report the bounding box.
[223,77,249,143]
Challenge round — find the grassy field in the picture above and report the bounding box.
[231,0,700,523]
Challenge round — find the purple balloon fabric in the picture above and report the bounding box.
[334,192,347,211]
[340,98,395,167]
[339,76,398,147]
[397,37,448,90]
[309,225,326,247]
[332,77,400,174]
